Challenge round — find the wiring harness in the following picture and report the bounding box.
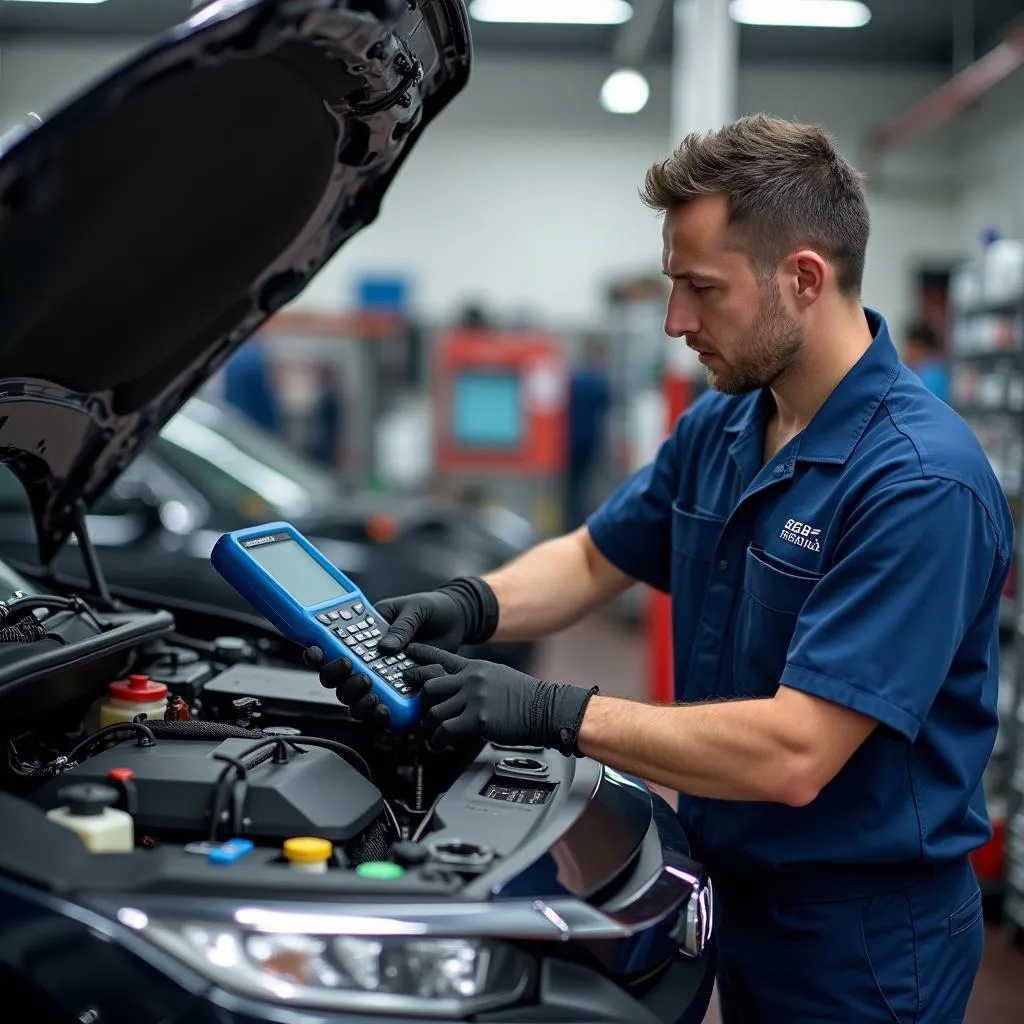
[0,594,110,646]
[16,719,401,856]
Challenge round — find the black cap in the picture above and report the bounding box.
[58,783,119,817]
[389,840,431,867]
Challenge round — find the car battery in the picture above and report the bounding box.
[200,663,351,730]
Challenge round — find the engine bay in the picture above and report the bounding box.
[0,548,710,1009]
[0,579,643,902]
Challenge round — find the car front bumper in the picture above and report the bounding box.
[170,950,716,1024]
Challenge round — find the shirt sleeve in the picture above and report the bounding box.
[586,424,682,594]
[781,477,1008,741]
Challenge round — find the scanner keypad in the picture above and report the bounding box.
[321,600,416,695]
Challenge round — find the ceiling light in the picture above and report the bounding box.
[729,0,871,28]
[600,69,650,115]
[469,0,633,26]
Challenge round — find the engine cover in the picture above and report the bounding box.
[32,737,383,842]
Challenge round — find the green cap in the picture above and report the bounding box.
[356,861,405,880]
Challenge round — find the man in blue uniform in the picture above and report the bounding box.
[311,115,1010,1021]
[903,321,951,402]
[565,336,612,529]
[222,339,280,434]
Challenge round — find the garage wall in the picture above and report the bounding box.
[958,71,1024,251]
[0,35,966,333]
[0,36,130,128]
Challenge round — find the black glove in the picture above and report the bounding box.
[376,575,498,657]
[404,643,598,755]
[303,645,392,727]
[306,576,499,726]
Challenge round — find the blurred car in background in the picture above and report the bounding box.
[0,397,536,670]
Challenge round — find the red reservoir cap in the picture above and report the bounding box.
[108,673,168,702]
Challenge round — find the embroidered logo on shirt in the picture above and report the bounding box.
[780,519,822,552]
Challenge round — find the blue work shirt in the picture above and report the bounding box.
[588,310,1012,876]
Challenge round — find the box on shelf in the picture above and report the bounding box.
[950,312,1023,355]
[983,240,1024,306]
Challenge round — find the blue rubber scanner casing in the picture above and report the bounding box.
[210,522,421,731]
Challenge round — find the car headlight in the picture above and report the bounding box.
[121,910,532,1016]
[678,878,713,959]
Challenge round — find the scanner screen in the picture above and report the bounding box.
[248,537,350,607]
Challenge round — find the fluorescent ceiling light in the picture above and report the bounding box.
[469,0,633,26]
[729,0,871,28]
[600,69,650,115]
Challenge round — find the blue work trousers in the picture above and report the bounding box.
[714,858,984,1022]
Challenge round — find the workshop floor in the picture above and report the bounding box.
[535,611,1024,1024]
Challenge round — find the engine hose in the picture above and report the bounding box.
[209,752,250,844]
[205,734,372,783]
[0,595,107,632]
[65,722,157,765]
[61,721,259,771]
[143,720,265,741]
[0,596,75,626]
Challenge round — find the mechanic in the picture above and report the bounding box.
[903,320,951,403]
[308,114,1012,1022]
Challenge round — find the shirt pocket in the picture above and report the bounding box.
[671,501,726,697]
[732,545,823,697]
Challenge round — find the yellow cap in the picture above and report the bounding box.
[283,836,333,864]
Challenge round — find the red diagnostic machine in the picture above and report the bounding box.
[434,328,567,535]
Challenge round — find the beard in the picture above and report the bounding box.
[702,283,805,395]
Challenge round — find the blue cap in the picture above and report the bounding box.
[208,838,255,864]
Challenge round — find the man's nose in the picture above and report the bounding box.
[664,296,700,339]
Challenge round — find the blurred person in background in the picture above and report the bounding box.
[903,321,950,402]
[457,301,494,331]
[307,363,344,468]
[222,338,280,434]
[565,336,611,529]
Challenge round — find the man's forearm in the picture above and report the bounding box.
[576,693,821,806]
[484,528,633,642]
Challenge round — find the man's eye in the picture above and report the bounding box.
[690,283,712,295]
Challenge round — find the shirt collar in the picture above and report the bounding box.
[721,308,900,466]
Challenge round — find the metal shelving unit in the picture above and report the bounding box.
[949,258,1024,938]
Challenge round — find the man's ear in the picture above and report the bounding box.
[784,249,828,308]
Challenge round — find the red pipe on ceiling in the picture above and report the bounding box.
[865,25,1024,156]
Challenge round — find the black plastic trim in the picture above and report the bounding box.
[0,610,175,693]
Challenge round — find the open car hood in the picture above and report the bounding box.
[0,0,470,564]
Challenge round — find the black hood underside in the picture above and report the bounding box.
[0,0,470,563]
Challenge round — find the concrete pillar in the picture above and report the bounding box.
[647,2,738,703]
[671,0,739,144]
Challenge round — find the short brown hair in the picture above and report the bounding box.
[642,114,869,297]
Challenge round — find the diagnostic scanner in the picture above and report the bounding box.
[211,522,421,730]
